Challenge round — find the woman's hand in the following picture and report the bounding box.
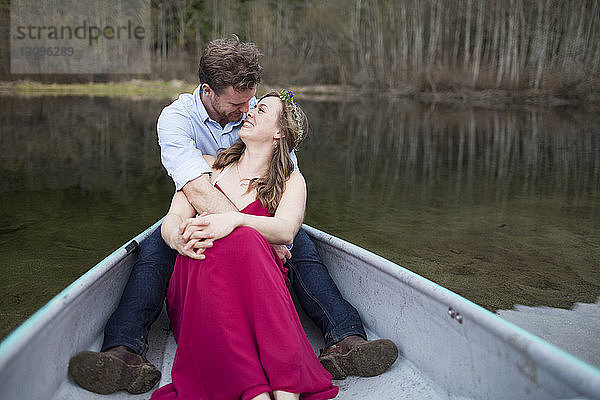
[181,211,243,247]
[271,245,292,263]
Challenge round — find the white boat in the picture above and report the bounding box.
[1,221,599,399]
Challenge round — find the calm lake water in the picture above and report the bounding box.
[1,94,599,339]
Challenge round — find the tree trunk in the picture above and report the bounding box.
[463,0,472,70]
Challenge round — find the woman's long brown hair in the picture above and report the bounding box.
[212,91,307,214]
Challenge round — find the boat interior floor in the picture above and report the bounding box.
[54,300,452,400]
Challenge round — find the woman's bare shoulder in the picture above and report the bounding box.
[287,170,306,187]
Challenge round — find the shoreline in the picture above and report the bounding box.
[1,80,598,109]
[0,80,197,99]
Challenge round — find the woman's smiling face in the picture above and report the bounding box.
[239,96,283,144]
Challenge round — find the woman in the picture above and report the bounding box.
[151,90,339,400]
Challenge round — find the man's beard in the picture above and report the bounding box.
[227,111,243,122]
[212,98,243,123]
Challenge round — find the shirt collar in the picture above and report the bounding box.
[194,85,211,125]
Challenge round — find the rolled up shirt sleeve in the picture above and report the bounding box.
[158,105,211,190]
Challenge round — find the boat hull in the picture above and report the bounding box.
[0,221,599,399]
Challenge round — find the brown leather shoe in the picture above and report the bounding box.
[318,335,398,380]
[68,346,161,394]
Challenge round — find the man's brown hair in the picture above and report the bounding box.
[198,36,262,94]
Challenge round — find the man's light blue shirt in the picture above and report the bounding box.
[157,85,297,190]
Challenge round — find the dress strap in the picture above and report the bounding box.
[212,163,234,187]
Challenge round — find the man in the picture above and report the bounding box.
[69,36,398,395]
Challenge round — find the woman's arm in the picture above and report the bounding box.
[183,171,307,245]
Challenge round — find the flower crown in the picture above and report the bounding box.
[279,89,304,150]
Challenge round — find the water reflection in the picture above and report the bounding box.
[1,95,599,338]
[301,101,599,202]
[0,96,171,193]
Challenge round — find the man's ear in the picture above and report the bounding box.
[201,83,211,94]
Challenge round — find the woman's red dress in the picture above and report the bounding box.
[150,198,338,400]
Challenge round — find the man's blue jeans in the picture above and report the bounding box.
[102,226,366,355]
[286,228,366,347]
